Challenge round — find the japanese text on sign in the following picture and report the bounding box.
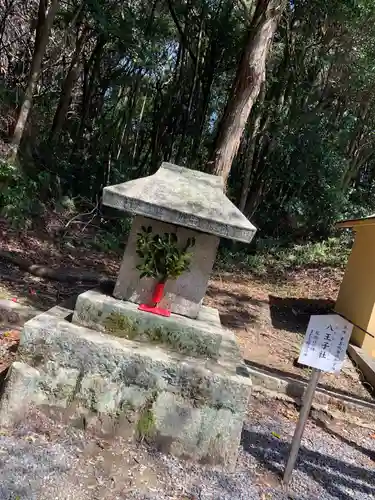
[298,315,353,373]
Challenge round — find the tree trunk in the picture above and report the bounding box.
[239,86,264,211]
[208,0,285,184]
[70,34,106,159]
[10,0,60,159]
[132,94,147,162]
[49,28,88,141]
[176,13,204,163]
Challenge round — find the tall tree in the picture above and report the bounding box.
[2,0,375,239]
[10,0,60,160]
[209,0,285,183]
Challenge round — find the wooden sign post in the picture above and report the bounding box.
[283,314,353,485]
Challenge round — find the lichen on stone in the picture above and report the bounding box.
[76,300,97,323]
[103,312,216,359]
[120,400,136,414]
[136,407,155,441]
[179,373,212,407]
[103,312,139,339]
[135,390,158,442]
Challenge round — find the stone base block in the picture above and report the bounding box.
[73,289,240,362]
[0,362,41,426]
[1,299,251,468]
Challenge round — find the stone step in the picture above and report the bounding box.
[19,305,249,413]
[73,289,240,362]
[0,300,251,468]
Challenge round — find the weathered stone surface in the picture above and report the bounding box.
[152,392,243,467]
[0,304,251,466]
[19,310,249,411]
[113,215,219,318]
[103,162,256,243]
[0,361,247,466]
[196,306,221,325]
[73,290,239,361]
[0,299,42,325]
[0,362,42,426]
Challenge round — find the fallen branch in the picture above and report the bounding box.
[0,250,114,287]
[64,198,99,231]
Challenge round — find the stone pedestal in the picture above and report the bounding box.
[0,292,251,469]
[114,216,219,318]
[0,163,257,470]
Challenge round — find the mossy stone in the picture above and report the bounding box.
[103,313,139,339]
[103,312,215,358]
[136,408,156,441]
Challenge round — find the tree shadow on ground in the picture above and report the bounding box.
[241,428,375,500]
[0,247,118,310]
[0,258,89,309]
[266,296,375,401]
[213,265,291,287]
[206,283,265,330]
[269,295,335,335]
[0,214,121,310]
[310,415,375,462]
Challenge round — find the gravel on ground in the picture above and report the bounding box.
[0,397,374,500]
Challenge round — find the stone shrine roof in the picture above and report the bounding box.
[103,162,256,242]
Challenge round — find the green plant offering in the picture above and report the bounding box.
[136,226,195,282]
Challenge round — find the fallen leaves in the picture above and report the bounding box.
[281,408,298,421]
[24,435,36,443]
[0,328,20,374]
[0,329,20,342]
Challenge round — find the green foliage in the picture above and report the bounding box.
[217,235,352,276]
[91,232,122,252]
[135,226,195,282]
[274,237,351,270]
[0,160,16,182]
[136,407,155,441]
[0,162,44,228]
[3,0,375,247]
[136,391,158,442]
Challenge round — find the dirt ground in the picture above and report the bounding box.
[0,216,373,402]
[206,268,374,402]
[1,394,374,500]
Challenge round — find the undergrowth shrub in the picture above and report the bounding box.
[0,161,45,228]
[216,233,353,276]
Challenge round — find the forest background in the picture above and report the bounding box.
[0,0,373,272]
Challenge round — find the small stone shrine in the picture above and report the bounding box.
[0,162,256,468]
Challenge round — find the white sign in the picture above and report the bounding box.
[298,314,353,373]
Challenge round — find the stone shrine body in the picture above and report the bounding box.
[0,162,256,468]
[103,162,255,317]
